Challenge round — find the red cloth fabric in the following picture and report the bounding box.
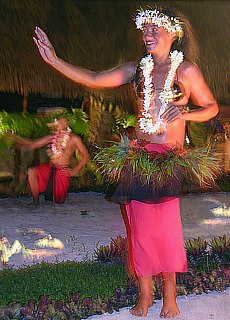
[125,198,188,277]
[124,143,188,277]
[36,163,70,204]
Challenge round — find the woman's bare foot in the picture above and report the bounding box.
[160,272,180,318]
[130,293,152,317]
[160,301,180,318]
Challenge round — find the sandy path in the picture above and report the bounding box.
[0,191,229,268]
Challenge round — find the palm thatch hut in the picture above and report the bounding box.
[0,0,229,113]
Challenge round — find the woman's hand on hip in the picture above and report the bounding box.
[161,105,184,123]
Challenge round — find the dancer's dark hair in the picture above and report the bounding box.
[161,6,199,63]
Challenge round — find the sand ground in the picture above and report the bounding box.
[0,191,229,319]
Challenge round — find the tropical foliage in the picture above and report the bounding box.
[0,109,89,141]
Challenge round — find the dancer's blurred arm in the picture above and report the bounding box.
[33,26,137,89]
[5,132,52,150]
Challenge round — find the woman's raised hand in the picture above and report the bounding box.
[33,26,57,65]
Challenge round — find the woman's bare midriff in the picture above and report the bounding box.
[135,117,186,146]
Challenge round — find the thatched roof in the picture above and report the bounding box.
[0,0,229,104]
[0,0,136,99]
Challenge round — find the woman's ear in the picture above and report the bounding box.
[171,34,177,43]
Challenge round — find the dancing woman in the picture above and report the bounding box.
[33,6,219,318]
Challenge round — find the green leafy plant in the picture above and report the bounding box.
[185,237,208,256]
[94,236,127,264]
[67,108,89,138]
[110,235,128,263]
[185,237,209,270]
[94,243,115,263]
[209,235,230,265]
[114,113,137,131]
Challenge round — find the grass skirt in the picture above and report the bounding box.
[94,139,222,204]
[110,143,182,204]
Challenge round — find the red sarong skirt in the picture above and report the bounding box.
[125,198,188,277]
[36,163,70,204]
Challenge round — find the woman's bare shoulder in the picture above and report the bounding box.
[179,60,202,76]
[177,61,206,88]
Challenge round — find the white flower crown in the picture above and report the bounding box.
[135,9,183,38]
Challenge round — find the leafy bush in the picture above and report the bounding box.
[209,235,230,265]
[185,236,230,271]
[185,237,209,270]
[94,235,128,263]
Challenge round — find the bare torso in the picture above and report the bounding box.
[134,61,189,146]
[135,117,187,146]
[48,134,80,167]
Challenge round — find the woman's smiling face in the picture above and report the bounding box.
[142,24,175,54]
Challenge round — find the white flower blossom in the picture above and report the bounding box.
[135,9,183,38]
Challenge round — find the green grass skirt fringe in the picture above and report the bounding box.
[93,139,223,189]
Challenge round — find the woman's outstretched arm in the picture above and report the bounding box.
[33,27,137,89]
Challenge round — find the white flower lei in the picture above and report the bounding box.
[138,50,184,135]
[135,9,183,39]
[49,127,71,157]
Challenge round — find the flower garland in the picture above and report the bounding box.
[135,8,183,39]
[138,50,184,135]
[48,127,71,158]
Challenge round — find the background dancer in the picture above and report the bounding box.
[7,117,89,205]
[33,6,218,318]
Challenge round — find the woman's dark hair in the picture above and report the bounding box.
[161,6,199,63]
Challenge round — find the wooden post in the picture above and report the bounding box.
[22,92,28,113]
